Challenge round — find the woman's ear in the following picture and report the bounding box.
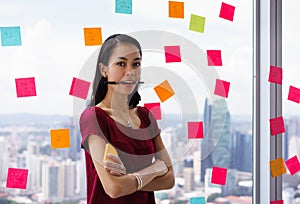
[99,63,108,78]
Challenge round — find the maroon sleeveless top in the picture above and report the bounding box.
[80,106,160,204]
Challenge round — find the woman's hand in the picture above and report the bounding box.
[152,159,168,177]
[104,154,126,176]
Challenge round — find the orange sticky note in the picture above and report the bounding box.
[103,143,119,162]
[154,80,175,102]
[270,157,286,177]
[84,27,102,46]
[50,129,70,149]
[169,1,184,19]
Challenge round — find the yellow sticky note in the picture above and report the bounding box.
[84,27,102,46]
[103,143,119,162]
[189,14,206,33]
[50,129,70,149]
[270,157,286,177]
[169,1,184,19]
[154,80,175,102]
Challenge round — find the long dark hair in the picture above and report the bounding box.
[89,34,142,108]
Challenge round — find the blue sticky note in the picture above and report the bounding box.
[190,196,206,204]
[115,0,132,14]
[1,26,22,46]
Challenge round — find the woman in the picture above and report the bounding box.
[80,34,175,203]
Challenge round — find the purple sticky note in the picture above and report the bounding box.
[69,77,91,99]
[207,50,222,66]
[214,79,230,98]
[270,200,284,204]
[288,86,300,103]
[269,116,285,136]
[268,66,282,85]
[211,166,227,185]
[164,45,181,63]
[188,121,204,139]
[15,77,37,97]
[219,2,235,21]
[144,102,162,120]
[285,155,300,176]
[6,168,29,189]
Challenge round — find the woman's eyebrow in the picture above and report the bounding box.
[115,57,141,61]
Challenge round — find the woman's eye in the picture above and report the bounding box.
[116,62,126,66]
[133,62,141,67]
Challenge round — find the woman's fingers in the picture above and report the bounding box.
[104,161,126,175]
[106,154,122,164]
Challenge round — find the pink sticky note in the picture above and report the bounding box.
[164,45,181,63]
[207,50,222,66]
[288,86,300,103]
[270,200,284,204]
[211,166,227,185]
[268,66,282,85]
[188,121,204,139]
[144,102,162,120]
[6,168,29,189]
[15,77,37,97]
[69,77,91,99]
[214,79,230,98]
[219,2,235,21]
[285,155,300,176]
[269,116,285,136]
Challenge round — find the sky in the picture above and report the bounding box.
[0,0,298,118]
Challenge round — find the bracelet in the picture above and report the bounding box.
[132,173,143,191]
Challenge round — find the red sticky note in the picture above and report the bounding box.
[69,77,91,100]
[268,66,282,84]
[270,157,287,177]
[188,122,204,139]
[207,50,222,66]
[15,77,37,97]
[288,86,300,103]
[6,168,29,189]
[285,155,300,176]
[219,2,235,21]
[214,79,230,98]
[270,200,284,204]
[211,166,227,185]
[144,102,162,120]
[164,45,181,63]
[269,116,285,136]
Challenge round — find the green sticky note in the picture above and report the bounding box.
[189,14,206,33]
[115,0,132,14]
[190,197,206,204]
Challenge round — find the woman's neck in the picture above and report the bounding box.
[101,93,130,113]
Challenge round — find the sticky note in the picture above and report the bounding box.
[268,66,282,84]
[219,2,235,21]
[84,27,102,46]
[164,45,181,63]
[285,155,300,175]
[189,14,206,33]
[115,0,132,14]
[1,26,22,46]
[69,77,91,100]
[207,50,222,66]
[270,200,284,204]
[103,143,119,162]
[15,77,37,97]
[6,168,28,189]
[288,86,300,103]
[169,1,184,19]
[190,197,205,204]
[211,166,227,185]
[214,79,230,98]
[269,116,285,136]
[188,122,204,139]
[144,102,162,120]
[50,129,70,149]
[154,80,175,102]
[270,157,286,177]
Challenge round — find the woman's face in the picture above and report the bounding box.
[102,43,142,95]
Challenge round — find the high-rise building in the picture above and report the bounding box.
[65,118,81,161]
[0,137,9,182]
[183,167,195,192]
[60,159,76,199]
[193,151,201,184]
[201,98,232,181]
[42,162,61,202]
